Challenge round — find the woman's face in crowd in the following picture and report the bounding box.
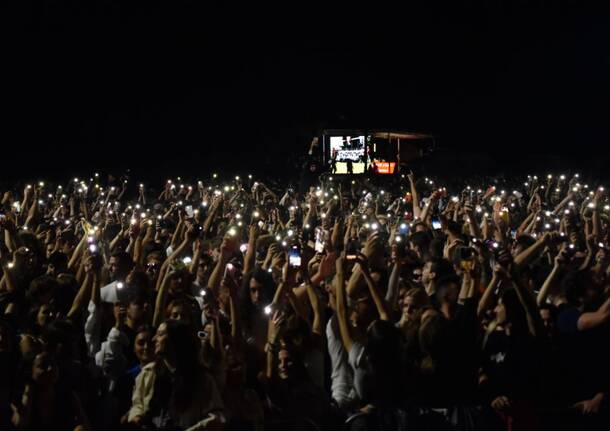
[278,349,293,380]
[32,352,58,386]
[421,262,434,286]
[134,331,154,365]
[494,298,507,325]
[169,304,189,324]
[402,295,421,321]
[249,278,264,305]
[37,304,55,328]
[153,323,168,356]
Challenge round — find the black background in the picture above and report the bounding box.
[3,2,610,180]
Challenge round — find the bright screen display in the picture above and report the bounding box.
[329,136,368,174]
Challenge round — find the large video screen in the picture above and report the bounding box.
[329,136,368,174]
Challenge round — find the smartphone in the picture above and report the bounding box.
[224,262,235,278]
[431,216,442,230]
[485,240,500,253]
[185,205,194,218]
[288,246,301,267]
[346,254,358,261]
[399,222,410,235]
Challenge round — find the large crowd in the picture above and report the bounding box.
[0,162,609,431]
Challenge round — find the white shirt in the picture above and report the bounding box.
[348,341,368,402]
[326,316,357,408]
[101,280,120,304]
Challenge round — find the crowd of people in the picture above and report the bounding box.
[0,165,609,431]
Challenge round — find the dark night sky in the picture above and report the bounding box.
[3,1,610,179]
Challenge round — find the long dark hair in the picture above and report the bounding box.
[365,320,405,404]
[498,287,529,338]
[156,319,201,413]
[240,267,275,330]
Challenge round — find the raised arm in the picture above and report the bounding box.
[153,270,172,328]
[207,235,233,296]
[243,224,259,277]
[68,228,90,270]
[334,254,353,352]
[304,277,323,336]
[464,205,482,239]
[407,172,421,220]
[478,265,503,319]
[514,232,554,269]
[577,297,610,332]
[156,225,197,291]
[385,259,402,312]
[330,217,344,252]
[509,263,544,338]
[67,272,92,320]
[357,255,389,321]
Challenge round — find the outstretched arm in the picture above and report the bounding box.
[335,255,353,352]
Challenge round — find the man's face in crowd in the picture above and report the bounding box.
[46,243,55,259]
[134,331,153,365]
[196,262,209,283]
[109,256,121,280]
[127,301,145,323]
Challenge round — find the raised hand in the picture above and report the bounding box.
[318,251,338,279]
